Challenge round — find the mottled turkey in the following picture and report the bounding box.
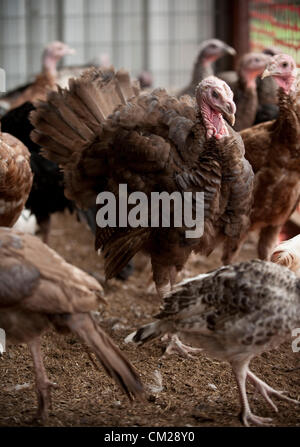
[127,259,300,426]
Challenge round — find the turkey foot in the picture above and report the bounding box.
[240,411,273,427]
[162,334,202,358]
[247,370,299,412]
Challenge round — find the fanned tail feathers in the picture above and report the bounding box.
[30,67,140,166]
[66,313,144,400]
[125,321,168,345]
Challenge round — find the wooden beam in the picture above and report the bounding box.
[215,0,250,70]
[232,0,250,57]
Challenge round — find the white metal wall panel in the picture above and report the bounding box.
[0,0,215,92]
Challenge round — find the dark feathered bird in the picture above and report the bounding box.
[1,102,74,242]
[30,68,253,297]
[0,227,144,422]
[127,259,300,426]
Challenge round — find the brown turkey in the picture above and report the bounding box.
[178,39,236,97]
[0,227,144,422]
[30,69,253,298]
[218,53,271,131]
[223,54,300,263]
[0,125,32,227]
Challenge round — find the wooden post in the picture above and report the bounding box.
[232,0,250,57]
[215,0,250,71]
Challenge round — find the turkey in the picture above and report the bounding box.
[0,227,144,422]
[0,125,33,227]
[126,259,300,426]
[218,53,271,130]
[223,54,300,263]
[257,48,280,106]
[0,41,75,111]
[178,39,236,97]
[30,69,253,298]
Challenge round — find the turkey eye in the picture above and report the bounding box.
[212,90,219,99]
[282,62,288,68]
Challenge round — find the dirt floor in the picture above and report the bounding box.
[0,211,299,427]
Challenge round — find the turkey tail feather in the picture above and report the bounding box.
[30,67,140,167]
[125,321,170,345]
[65,313,144,400]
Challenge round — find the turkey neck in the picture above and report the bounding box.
[197,112,244,162]
[234,77,258,131]
[42,52,58,78]
[191,55,214,89]
[272,87,299,145]
[178,113,211,163]
[257,76,278,106]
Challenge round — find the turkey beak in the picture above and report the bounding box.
[64,45,76,55]
[222,101,236,127]
[224,45,236,56]
[261,68,271,79]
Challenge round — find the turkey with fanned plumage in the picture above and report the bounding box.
[30,68,254,297]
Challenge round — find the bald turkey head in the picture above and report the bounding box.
[42,41,75,75]
[262,54,297,95]
[238,53,271,88]
[200,39,236,65]
[196,75,236,139]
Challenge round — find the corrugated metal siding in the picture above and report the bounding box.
[0,0,215,91]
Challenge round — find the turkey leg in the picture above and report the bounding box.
[36,215,51,244]
[151,261,172,299]
[257,225,281,260]
[28,337,57,421]
[231,358,273,426]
